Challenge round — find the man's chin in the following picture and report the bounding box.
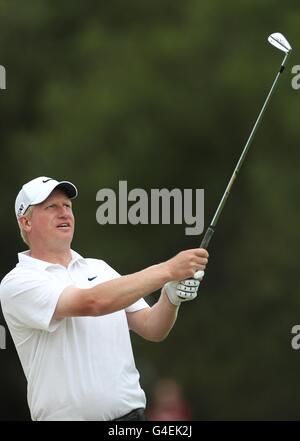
[54,230,74,245]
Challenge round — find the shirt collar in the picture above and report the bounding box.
[18,249,86,270]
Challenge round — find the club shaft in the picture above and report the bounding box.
[200,51,290,249]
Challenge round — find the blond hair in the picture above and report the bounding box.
[19,206,34,246]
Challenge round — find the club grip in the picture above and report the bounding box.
[200,226,214,250]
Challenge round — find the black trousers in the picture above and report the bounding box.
[113,408,147,421]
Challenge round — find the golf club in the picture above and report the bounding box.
[199,32,292,250]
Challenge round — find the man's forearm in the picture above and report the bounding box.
[141,289,179,342]
[89,263,171,315]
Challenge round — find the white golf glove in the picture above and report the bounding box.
[164,271,205,306]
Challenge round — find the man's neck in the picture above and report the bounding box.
[29,248,73,268]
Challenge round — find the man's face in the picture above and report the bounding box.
[26,189,75,249]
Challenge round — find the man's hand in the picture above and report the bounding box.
[165,248,208,281]
[164,273,204,306]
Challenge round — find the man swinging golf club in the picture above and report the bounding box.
[0,31,291,422]
[0,176,208,421]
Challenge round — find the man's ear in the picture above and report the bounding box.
[19,216,31,231]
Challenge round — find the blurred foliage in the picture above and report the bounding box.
[0,0,300,420]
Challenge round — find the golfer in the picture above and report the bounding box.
[0,177,208,421]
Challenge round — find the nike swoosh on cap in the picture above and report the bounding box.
[88,276,98,281]
[42,178,53,183]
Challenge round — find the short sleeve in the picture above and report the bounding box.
[125,298,149,313]
[0,270,68,332]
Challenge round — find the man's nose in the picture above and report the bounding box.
[58,206,70,217]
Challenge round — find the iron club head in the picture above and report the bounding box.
[268,32,292,54]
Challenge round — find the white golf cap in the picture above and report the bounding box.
[15,176,78,219]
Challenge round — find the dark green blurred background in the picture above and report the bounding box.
[0,0,299,420]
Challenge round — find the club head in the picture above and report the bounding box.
[268,33,292,54]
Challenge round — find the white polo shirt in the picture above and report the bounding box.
[0,250,149,421]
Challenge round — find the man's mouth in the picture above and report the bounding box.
[57,223,71,229]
